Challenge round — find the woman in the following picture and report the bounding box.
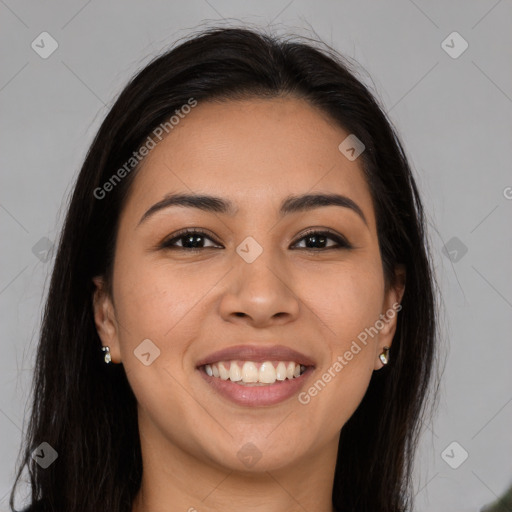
[10,26,439,512]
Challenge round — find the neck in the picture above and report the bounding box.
[132,414,339,512]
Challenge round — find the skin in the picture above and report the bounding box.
[93,96,405,512]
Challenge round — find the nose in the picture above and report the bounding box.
[218,247,300,328]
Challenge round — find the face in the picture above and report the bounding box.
[93,96,404,474]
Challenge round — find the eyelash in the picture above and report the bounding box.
[159,228,352,252]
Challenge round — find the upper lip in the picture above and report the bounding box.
[196,344,316,368]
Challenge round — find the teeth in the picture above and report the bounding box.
[218,362,230,380]
[286,362,295,379]
[229,361,242,382]
[203,360,306,384]
[259,361,276,383]
[241,362,259,383]
[276,362,287,381]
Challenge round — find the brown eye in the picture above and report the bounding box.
[160,229,222,251]
[291,230,352,250]
[159,228,352,252]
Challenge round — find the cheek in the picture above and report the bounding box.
[110,250,188,360]
[113,260,204,344]
[111,260,206,419]
[297,260,385,347]
[111,253,233,380]
[293,261,384,416]
[113,247,385,360]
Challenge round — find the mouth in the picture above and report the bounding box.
[201,360,307,385]
[196,345,315,406]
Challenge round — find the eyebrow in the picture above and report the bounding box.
[138,192,368,226]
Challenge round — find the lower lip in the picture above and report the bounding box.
[198,367,314,407]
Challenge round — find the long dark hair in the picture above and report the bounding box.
[10,26,439,512]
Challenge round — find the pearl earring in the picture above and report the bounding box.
[379,346,390,365]
[102,346,112,364]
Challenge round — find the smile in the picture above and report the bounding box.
[196,344,315,406]
[203,360,307,385]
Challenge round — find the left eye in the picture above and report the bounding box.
[160,229,351,251]
[291,230,351,250]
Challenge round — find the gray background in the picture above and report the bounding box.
[1,1,511,511]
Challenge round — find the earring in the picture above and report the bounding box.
[379,346,390,365]
[102,346,112,364]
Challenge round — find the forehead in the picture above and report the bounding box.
[122,96,375,228]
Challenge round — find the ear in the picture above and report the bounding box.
[92,276,121,364]
[374,265,406,370]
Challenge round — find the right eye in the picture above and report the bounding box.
[159,229,223,251]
